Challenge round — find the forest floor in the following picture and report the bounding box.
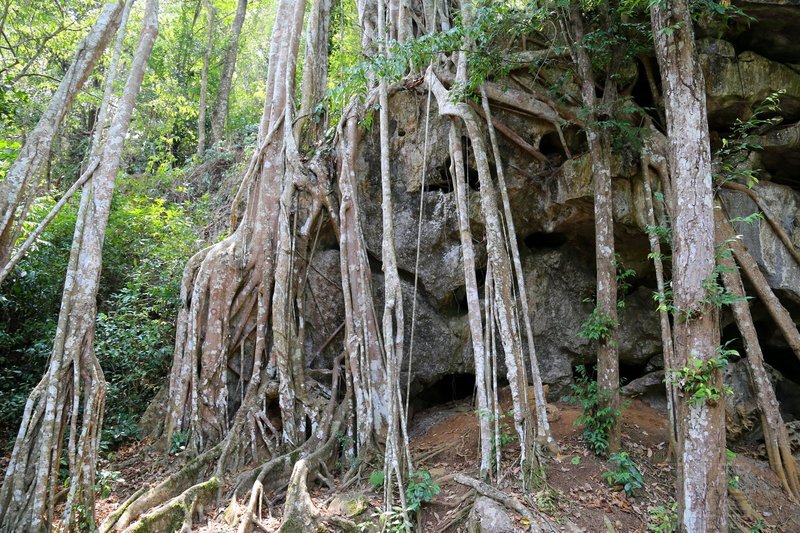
[94,394,800,532]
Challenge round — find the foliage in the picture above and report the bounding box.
[377,506,413,532]
[666,347,735,407]
[602,451,644,497]
[368,469,385,490]
[0,183,206,451]
[563,365,622,456]
[713,92,784,189]
[94,469,122,499]
[405,470,441,512]
[647,502,678,532]
[578,307,618,342]
[170,431,189,454]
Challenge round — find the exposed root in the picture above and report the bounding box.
[453,473,555,532]
[121,477,220,533]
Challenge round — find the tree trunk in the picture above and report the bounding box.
[651,1,727,530]
[568,7,620,454]
[297,0,332,145]
[209,0,248,147]
[196,0,215,158]
[715,208,800,500]
[449,123,492,479]
[0,1,157,529]
[0,1,123,273]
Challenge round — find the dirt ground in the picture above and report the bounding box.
[95,394,800,532]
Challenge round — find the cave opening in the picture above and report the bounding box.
[524,231,568,250]
[415,373,476,410]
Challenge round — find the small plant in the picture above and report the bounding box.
[368,469,385,490]
[666,349,734,407]
[578,307,618,343]
[405,470,441,512]
[564,365,622,456]
[382,506,413,532]
[169,431,189,454]
[534,488,559,515]
[94,469,121,499]
[647,502,678,532]
[602,451,644,497]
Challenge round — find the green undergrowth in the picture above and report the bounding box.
[0,174,208,452]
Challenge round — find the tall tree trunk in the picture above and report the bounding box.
[428,68,540,485]
[0,1,124,273]
[209,0,248,147]
[449,123,492,479]
[377,0,410,512]
[651,1,727,530]
[196,0,215,158]
[567,7,620,453]
[297,0,332,145]
[0,1,158,530]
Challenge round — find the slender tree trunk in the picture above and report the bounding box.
[428,67,540,484]
[566,7,620,453]
[724,216,800,362]
[651,1,727,530]
[0,1,157,530]
[641,149,678,457]
[715,208,800,500]
[196,0,215,158]
[0,1,124,273]
[210,0,248,147]
[449,123,492,479]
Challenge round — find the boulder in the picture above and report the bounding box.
[467,496,522,533]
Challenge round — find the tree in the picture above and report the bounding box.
[562,1,621,454]
[209,0,248,147]
[0,1,123,274]
[651,1,727,530]
[0,0,158,529]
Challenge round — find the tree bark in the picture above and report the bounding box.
[209,0,248,147]
[297,0,332,145]
[651,1,727,530]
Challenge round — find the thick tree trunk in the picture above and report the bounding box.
[210,0,248,147]
[0,1,157,530]
[651,1,727,530]
[0,1,123,273]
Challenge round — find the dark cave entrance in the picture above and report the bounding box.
[414,373,476,414]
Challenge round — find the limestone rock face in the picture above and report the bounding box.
[524,244,662,396]
[720,182,800,306]
[698,38,800,128]
[304,21,800,421]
